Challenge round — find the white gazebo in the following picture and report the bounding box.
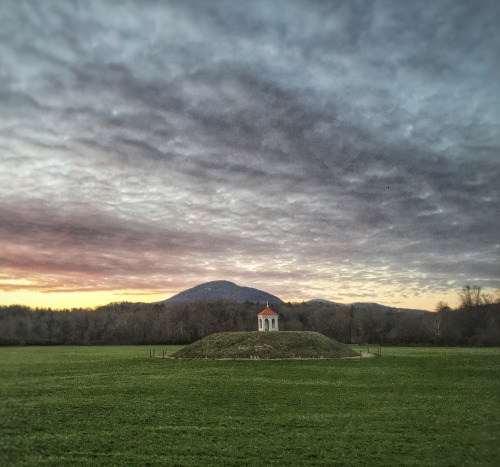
[257,303,279,331]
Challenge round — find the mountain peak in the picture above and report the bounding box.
[161,280,283,305]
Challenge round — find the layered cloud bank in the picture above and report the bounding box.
[1,0,499,308]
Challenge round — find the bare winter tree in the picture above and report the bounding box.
[458,285,482,310]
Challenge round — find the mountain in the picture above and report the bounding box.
[161,280,284,305]
[307,299,346,306]
[306,299,427,313]
[159,281,425,311]
[351,302,427,313]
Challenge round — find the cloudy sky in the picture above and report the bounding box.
[1,0,499,310]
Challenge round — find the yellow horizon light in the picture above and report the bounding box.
[0,287,460,311]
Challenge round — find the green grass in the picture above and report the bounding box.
[1,346,499,466]
[173,331,359,359]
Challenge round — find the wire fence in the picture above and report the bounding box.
[149,349,170,358]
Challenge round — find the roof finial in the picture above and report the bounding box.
[267,300,269,308]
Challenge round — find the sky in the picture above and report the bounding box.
[1,0,499,311]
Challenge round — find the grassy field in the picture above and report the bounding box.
[1,346,498,466]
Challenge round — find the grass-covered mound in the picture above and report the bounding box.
[172,331,359,359]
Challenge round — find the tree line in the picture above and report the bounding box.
[1,286,499,346]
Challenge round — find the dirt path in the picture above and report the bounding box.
[340,351,376,360]
[160,352,377,360]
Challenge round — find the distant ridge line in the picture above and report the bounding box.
[159,280,427,312]
[306,299,427,313]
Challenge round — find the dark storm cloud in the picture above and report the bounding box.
[0,0,499,304]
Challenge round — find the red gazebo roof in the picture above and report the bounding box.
[257,307,279,316]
